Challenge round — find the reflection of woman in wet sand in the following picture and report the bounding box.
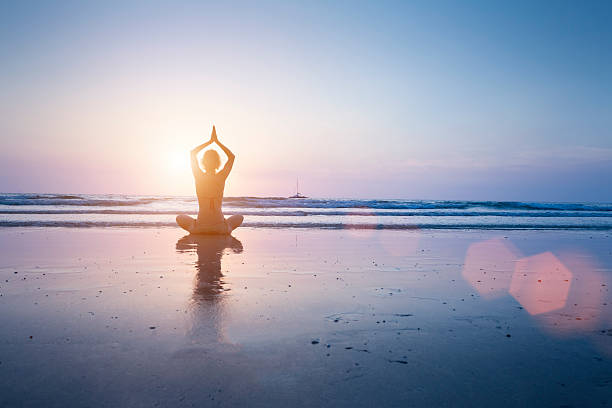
[176,126,243,234]
[175,234,243,300]
[176,234,243,345]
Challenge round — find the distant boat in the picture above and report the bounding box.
[289,178,308,199]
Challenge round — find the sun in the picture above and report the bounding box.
[167,151,189,173]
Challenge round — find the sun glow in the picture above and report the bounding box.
[167,151,189,174]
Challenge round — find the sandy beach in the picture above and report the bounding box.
[1,227,610,407]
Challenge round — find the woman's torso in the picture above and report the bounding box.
[194,173,226,226]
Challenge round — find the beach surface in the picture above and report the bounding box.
[1,227,611,407]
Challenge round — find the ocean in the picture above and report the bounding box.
[1,193,611,230]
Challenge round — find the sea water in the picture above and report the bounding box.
[1,193,611,230]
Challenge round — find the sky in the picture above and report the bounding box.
[1,0,611,201]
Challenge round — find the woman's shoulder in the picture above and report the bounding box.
[197,172,225,185]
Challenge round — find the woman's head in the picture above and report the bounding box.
[201,150,221,173]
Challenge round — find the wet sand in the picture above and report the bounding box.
[0,227,611,407]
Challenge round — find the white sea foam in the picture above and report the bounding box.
[0,194,611,230]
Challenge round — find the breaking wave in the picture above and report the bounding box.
[1,194,611,230]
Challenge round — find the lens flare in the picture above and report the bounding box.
[462,237,521,299]
[509,252,572,315]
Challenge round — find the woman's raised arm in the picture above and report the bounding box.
[214,128,235,179]
[190,128,215,176]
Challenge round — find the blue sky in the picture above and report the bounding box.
[1,1,611,200]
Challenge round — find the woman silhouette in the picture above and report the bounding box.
[176,126,243,234]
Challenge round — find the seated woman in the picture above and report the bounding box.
[176,126,243,235]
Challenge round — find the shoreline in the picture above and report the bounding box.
[2,222,612,231]
[2,195,612,232]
